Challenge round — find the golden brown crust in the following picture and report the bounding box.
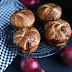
[13,27,41,53]
[44,19,71,47]
[37,3,62,24]
[47,40,67,47]
[10,9,35,29]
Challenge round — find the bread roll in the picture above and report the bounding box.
[13,27,41,53]
[44,19,71,47]
[37,3,62,24]
[10,9,35,30]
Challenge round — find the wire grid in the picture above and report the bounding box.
[18,25,65,58]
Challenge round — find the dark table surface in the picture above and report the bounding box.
[5,0,72,72]
[5,53,72,72]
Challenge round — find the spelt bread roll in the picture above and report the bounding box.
[44,19,71,47]
[10,9,35,30]
[37,3,62,24]
[13,27,41,53]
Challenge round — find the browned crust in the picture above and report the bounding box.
[47,40,67,47]
[13,27,41,53]
[37,3,62,24]
[10,9,35,29]
[12,22,34,30]
[44,19,71,47]
[17,45,39,53]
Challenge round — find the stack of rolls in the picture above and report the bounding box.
[37,3,71,47]
[10,9,41,53]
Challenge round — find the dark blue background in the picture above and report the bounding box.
[5,0,72,72]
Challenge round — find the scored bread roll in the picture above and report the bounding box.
[37,3,62,24]
[13,27,41,53]
[10,9,35,30]
[44,19,71,47]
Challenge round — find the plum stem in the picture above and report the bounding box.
[37,67,45,72]
[39,68,45,72]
